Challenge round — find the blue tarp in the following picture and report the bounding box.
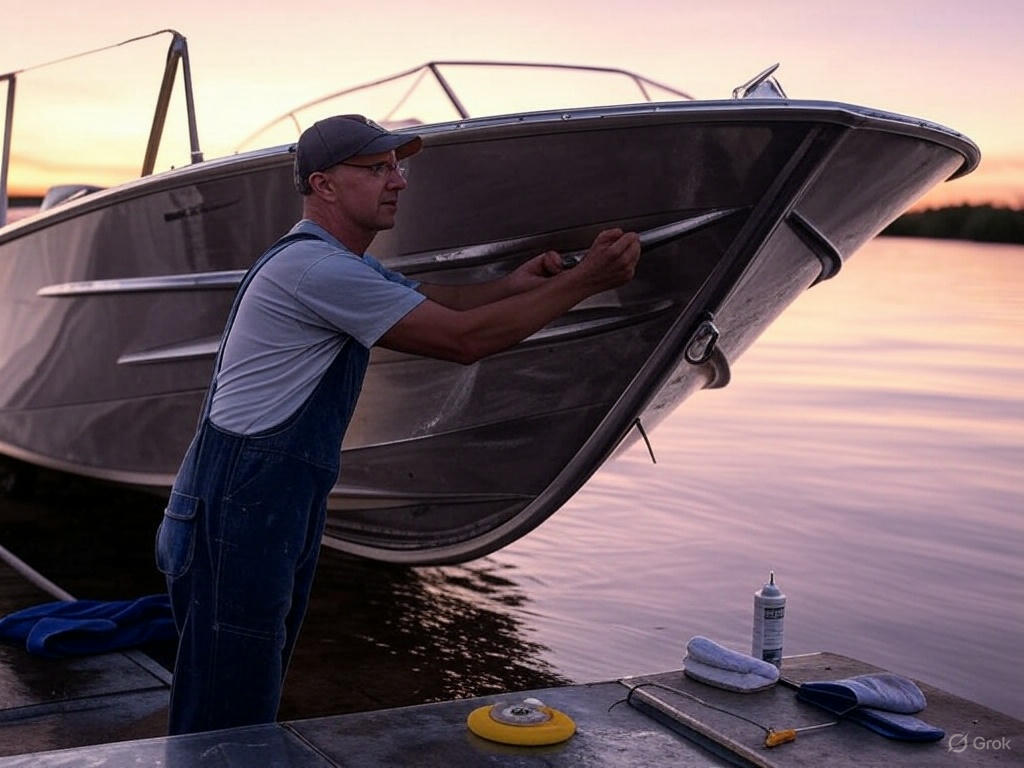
[0,594,175,658]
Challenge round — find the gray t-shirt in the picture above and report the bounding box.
[209,220,425,434]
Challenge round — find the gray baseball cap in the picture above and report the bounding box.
[293,114,423,193]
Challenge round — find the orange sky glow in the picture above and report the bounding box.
[2,1,1021,208]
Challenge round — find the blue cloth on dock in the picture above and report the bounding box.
[796,673,945,742]
[0,594,175,658]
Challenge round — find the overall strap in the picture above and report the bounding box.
[195,231,324,427]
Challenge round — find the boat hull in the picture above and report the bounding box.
[0,101,977,563]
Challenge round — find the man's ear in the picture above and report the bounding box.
[308,171,335,199]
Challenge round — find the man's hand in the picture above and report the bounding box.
[577,228,641,292]
[506,249,565,293]
[508,228,640,295]
[419,229,639,312]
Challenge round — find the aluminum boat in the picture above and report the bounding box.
[0,32,979,563]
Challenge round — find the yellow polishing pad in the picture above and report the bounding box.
[466,699,576,746]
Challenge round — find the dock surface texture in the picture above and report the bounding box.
[623,653,1022,768]
[1,610,1021,768]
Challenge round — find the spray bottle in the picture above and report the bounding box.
[752,571,786,668]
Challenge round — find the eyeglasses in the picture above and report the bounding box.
[340,160,410,179]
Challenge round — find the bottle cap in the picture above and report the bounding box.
[760,571,782,597]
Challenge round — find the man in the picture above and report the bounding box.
[155,115,640,735]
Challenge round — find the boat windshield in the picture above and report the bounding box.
[1,36,691,226]
[234,62,692,153]
[1,30,200,226]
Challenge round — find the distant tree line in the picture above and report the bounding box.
[883,204,1024,244]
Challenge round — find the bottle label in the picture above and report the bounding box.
[761,615,784,649]
[753,600,785,666]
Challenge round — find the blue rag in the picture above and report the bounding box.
[0,595,175,658]
[796,673,945,742]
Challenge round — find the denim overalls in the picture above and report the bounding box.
[155,229,369,734]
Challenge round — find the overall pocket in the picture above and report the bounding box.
[155,491,201,578]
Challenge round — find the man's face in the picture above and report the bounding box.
[317,150,408,235]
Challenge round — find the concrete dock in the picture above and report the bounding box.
[1,631,1019,767]
[0,546,172,754]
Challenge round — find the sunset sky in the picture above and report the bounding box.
[2,0,1021,207]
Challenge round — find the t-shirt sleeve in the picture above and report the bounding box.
[363,253,420,290]
[295,253,426,348]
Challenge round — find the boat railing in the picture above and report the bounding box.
[142,32,203,177]
[0,30,203,227]
[1,71,14,227]
[1,42,702,226]
[234,61,695,154]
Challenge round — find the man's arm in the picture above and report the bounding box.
[378,229,640,365]
[416,250,566,310]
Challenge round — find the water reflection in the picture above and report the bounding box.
[282,553,564,719]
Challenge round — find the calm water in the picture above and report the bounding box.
[1,235,1020,727]
[477,235,1024,719]
[298,236,1022,720]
